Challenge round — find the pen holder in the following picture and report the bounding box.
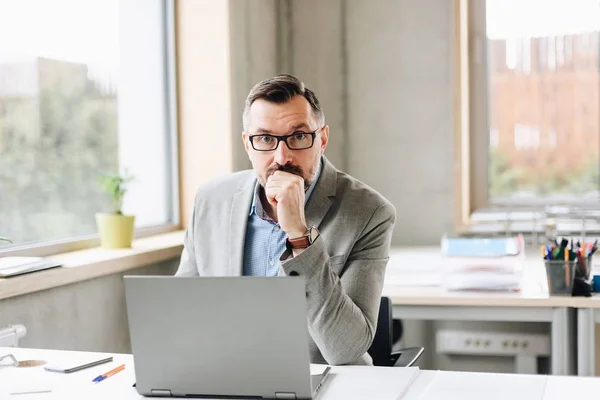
[544,257,593,296]
[544,260,577,295]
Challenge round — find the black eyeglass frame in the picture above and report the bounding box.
[248,127,323,151]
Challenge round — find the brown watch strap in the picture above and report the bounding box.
[286,236,311,249]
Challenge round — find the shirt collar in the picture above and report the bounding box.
[249,158,323,219]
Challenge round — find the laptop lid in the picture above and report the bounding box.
[124,276,319,399]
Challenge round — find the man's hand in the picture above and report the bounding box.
[265,171,308,239]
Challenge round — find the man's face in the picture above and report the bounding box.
[242,95,329,189]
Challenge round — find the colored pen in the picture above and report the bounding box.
[92,364,125,383]
[541,245,546,259]
[565,249,570,289]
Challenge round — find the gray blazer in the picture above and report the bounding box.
[175,157,396,365]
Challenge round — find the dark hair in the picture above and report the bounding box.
[242,74,325,130]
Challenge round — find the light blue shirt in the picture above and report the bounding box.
[243,160,322,276]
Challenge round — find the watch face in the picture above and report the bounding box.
[309,227,320,243]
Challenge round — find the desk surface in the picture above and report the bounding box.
[569,295,600,308]
[0,347,415,400]
[2,347,600,400]
[383,247,576,307]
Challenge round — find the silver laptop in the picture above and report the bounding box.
[124,276,331,399]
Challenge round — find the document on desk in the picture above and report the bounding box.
[413,370,547,400]
[312,365,420,400]
[441,257,523,291]
[384,273,442,287]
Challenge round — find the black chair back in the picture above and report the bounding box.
[367,297,395,366]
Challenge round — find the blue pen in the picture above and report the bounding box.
[92,364,125,383]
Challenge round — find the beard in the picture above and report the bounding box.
[259,159,319,191]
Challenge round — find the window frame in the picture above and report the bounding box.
[0,0,180,257]
[457,0,600,234]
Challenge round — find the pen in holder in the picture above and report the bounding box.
[542,239,594,297]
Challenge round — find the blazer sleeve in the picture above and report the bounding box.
[175,200,199,277]
[280,202,396,365]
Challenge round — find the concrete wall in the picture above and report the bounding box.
[344,0,455,246]
[287,0,347,171]
[0,259,178,353]
[229,0,279,172]
[228,0,454,245]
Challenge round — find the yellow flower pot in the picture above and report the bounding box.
[95,213,136,249]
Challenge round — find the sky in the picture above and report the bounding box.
[0,0,119,65]
[487,0,600,39]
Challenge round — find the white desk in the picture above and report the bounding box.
[2,347,599,400]
[383,248,575,375]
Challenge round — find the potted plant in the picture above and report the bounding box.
[96,171,135,249]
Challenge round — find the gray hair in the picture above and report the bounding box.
[242,74,325,130]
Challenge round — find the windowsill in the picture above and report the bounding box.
[0,230,184,301]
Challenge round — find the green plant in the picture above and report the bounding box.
[0,237,11,243]
[488,148,524,198]
[99,171,134,215]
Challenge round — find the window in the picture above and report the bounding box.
[0,0,178,250]
[460,0,600,238]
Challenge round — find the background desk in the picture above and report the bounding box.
[383,248,575,375]
[2,347,599,400]
[572,296,600,376]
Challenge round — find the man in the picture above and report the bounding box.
[176,74,396,365]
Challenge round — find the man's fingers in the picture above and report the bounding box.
[271,170,304,182]
[265,184,282,202]
[267,172,304,187]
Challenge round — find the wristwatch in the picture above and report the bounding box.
[286,226,320,250]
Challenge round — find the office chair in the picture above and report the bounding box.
[367,297,424,367]
[0,325,27,347]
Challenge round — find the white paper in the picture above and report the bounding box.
[443,271,521,291]
[384,273,442,287]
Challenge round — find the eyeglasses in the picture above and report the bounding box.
[0,354,46,368]
[0,353,17,367]
[248,127,323,151]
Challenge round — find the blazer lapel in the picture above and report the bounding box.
[305,157,337,229]
[228,176,255,276]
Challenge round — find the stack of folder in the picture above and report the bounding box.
[440,235,524,291]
